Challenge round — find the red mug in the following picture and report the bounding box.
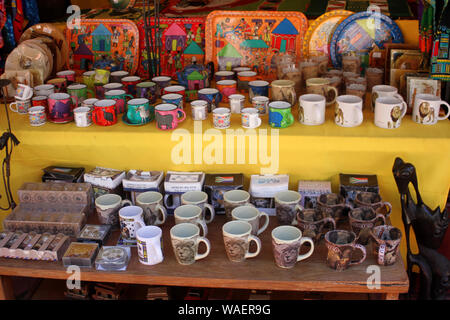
[56,70,76,84]
[47,78,68,93]
[162,85,186,100]
[155,103,186,130]
[32,95,48,107]
[121,76,141,96]
[47,93,76,123]
[93,99,117,126]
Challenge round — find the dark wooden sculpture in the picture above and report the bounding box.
[392,157,450,299]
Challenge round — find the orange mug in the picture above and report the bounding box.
[216,80,237,103]
[237,71,260,93]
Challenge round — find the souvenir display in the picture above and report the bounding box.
[303,10,353,60]
[136,226,164,266]
[297,208,336,244]
[203,173,244,215]
[231,206,269,236]
[412,93,450,125]
[334,95,364,127]
[383,43,419,83]
[170,223,211,266]
[389,49,428,88]
[339,173,379,205]
[27,106,46,126]
[122,170,164,204]
[62,242,100,268]
[222,220,261,263]
[95,246,131,271]
[155,103,186,130]
[271,225,314,269]
[348,207,386,245]
[212,107,231,129]
[66,19,140,76]
[241,108,262,129]
[163,171,205,214]
[205,11,308,81]
[223,190,253,221]
[249,174,289,215]
[330,11,404,69]
[174,205,208,237]
[374,96,408,129]
[297,180,332,208]
[181,191,215,224]
[41,166,85,183]
[324,230,367,271]
[268,101,294,128]
[176,62,213,102]
[119,206,145,241]
[77,224,112,246]
[84,167,126,198]
[354,191,392,217]
[135,191,167,226]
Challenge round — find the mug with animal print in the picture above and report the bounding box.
[155,103,186,130]
[170,223,210,265]
[334,95,363,128]
[306,78,338,106]
[222,220,261,262]
[272,225,314,269]
[119,206,145,241]
[370,225,402,266]
[174,205,208,237]
[271,80,297,106]
[413,94,450,125]
[274,190,304,226]
[374,97,407,129]
[298,94,326,125]
[371,85,404,112]
[324,230,366,271]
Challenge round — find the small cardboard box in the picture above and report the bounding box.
[339,174,379,205]
[204,174,244,214]
[122,170,164,204]
[298,180,332,209]
[249,174,289,216]
[84,167,126,199]
[163,171,205,214]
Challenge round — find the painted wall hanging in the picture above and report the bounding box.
[66,19,140,76]
[330,11,404,69]
[137,17,206,79]
[205,11,308,81]
[303,10,353,60]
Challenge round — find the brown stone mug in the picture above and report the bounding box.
[274,190,304,226]
[297,208,336,243]
[348,207,386,245]
[317,193,351,224]
[354,191,392,217]
[324,230,367,271]
[370,225,402,266]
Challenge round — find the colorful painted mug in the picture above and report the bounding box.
[152,76,172,97]
[15,84,33,100]
[126,98,152,125]
[32,96,48,111]
[121,76,141,96]
[136,81,157,103]
[237,71,258,93]
[103,82,124,92]
[94,69,111,85]
[81,98,99,109]
[252,96,269,115]
[248,80,269,101]
[47,78,68,93]
[67,83,95,106]
[28,106,46,126]
[162,93,184,109]
[269,101,294,128]
[215,71,235,82]
[9,99,31,114]
[110,70,130,84]
[198,88,222,112]
[216,80,237,103]
[272,225,314,269]
[212,107,231,129]
[119,206,145,241]
[155,103,186,130]
[104,89,133,114]
[47,93,75,123]
[73,106,93,127]
[94,83,106,99]
[82,71,96,90]
[163,85,186,101]
[228,94,245,114]
[93,99,117,126]
[241,108,261,129]
[56,70,76,84]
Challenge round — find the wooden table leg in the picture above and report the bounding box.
[384,293,399,300]
[0,276,14,300]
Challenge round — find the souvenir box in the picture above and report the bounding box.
[42,166,85,183]
[204,173,244,214]
[3,204,87,238]
[163,171,205,214]
[84,167,126,199]
[77,224,112,246]
[63,242,100,268]
[0,231,70,261]
[122,170,164,204]
[249,174,289,215]
[298,180,332,209]
[339,174,379,205]
[95,246,131,271]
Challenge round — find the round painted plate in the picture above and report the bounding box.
[303,10,353,59]
[330,11,404,68]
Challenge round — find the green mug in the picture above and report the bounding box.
[268,101,294,128]
[126,98,153,125]
[105,89,134,114]
[95,69,111,85]
[67,83,95,108]
[82,71,96,90]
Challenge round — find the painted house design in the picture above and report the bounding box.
[218,43,243,70]
[164,23,187,52]
[73,43,94,70]
[271,18,298,53]
[92,24,112,52]
[184,41,205,64]
[240,39,269,51]
[186,70,207,91]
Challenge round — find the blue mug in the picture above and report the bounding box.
[198,88,222,113]
[162,93,184,109]
[248,80,269,102]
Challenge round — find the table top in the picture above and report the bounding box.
[0,215,409,293]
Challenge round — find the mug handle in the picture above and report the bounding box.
[125,94,134,100]
[197,219,208,237]
[257,212,270,235]
[134,219,145,231]
[375,212,386,226]
[287,112,295,127]
[382,201,392,218]
[292,204,304,226]
[255,117,262,128]
[327,86,338,105]
[349,243,367,266]
[297,237,315,262]
[318,217,337,234]
[437,101,450,121]
[121,199,133,208]
[245,234,261,259]
[399,100,408,119]
[393,93,405,102]
[9,102,18,113]
[195,237,211,261]
[176,109,186,123]
[154,204,167,226]
[203,204,215,224]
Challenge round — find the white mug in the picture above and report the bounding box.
[74,107,93,127]
[136,226,163,265]
[241,108,262,128]
[229,94,245,114]
[298,94,326,125]
[170,223,211,265]
[231,206,269,236]
[374,97,408,129]
[15,84,33,100]
[371,85,404,111]
[181,191,215,224]
[34,84,55,97]
[335,95,364,127]
[174,205,208,237]
[413,94,450,125]
[191,100,208,121]
[119,206,145,241]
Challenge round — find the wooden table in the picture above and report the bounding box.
[0,216,408,300]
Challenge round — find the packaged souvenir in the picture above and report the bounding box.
[122,170,164,204]
[339,174,379,205]
[249,174,289,215]
[164,171,205,214]
[204,173,244,214]
[298,180,332,209]
[84,167,126,199]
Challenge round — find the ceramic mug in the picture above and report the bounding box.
[232,206,269,236]
[371,85,404,112]
[174,205,208,237]
[374,97,407,129]
[222,220,261,262]
[413,93,450,125]
[354,191,392,217]
[191,100,208,120]
[198,88,222,112]
[162,93,184,109]
[317,193,350,223]
[56,70,76,84]
[47,78,68,93]
[223,190,254,221]
[126,98,151,125]
[248,80,269,101]
[370,225,402,266]
[349,207,386,245]
[15,84,33,100]
[241,107,261,129]
[170,223,211,265]
[237,71,258,93]
[216,80,237,103]
[271,225,315,269]
[95,194,132,228]
[73,106,93,127]
[152,76,172,97]
[94,69,110,85]
[103,82,124,93]
[122,76,141,96]
[48,93,75,123]
[93,99,117,126]
[269,101,294,128]
[110,70,130,84]
[136,81,157,103]
[82,71,96,90]
[9,99,31,114]
[215,71,235,82]
[306,78,338,106]
[136,226,163,265]
[324,230,367,271]
[119,206,145,241]
[252,96,269,115]
[136,191,167,226]
[181,191,215,224]
[297,208,336,243]
[212,107,231,129]
[342,55,361,74]
[228,94,245,114]
[271,80,297,106]
[34,84,55,97]
[104,89,133,114]
[334,95,364,127]
[163,85,186,101]
[274,190,304,226]
[28,106,46,127]
[298,94,326,125]
[67,83,95,106]
[155,103,186,130]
